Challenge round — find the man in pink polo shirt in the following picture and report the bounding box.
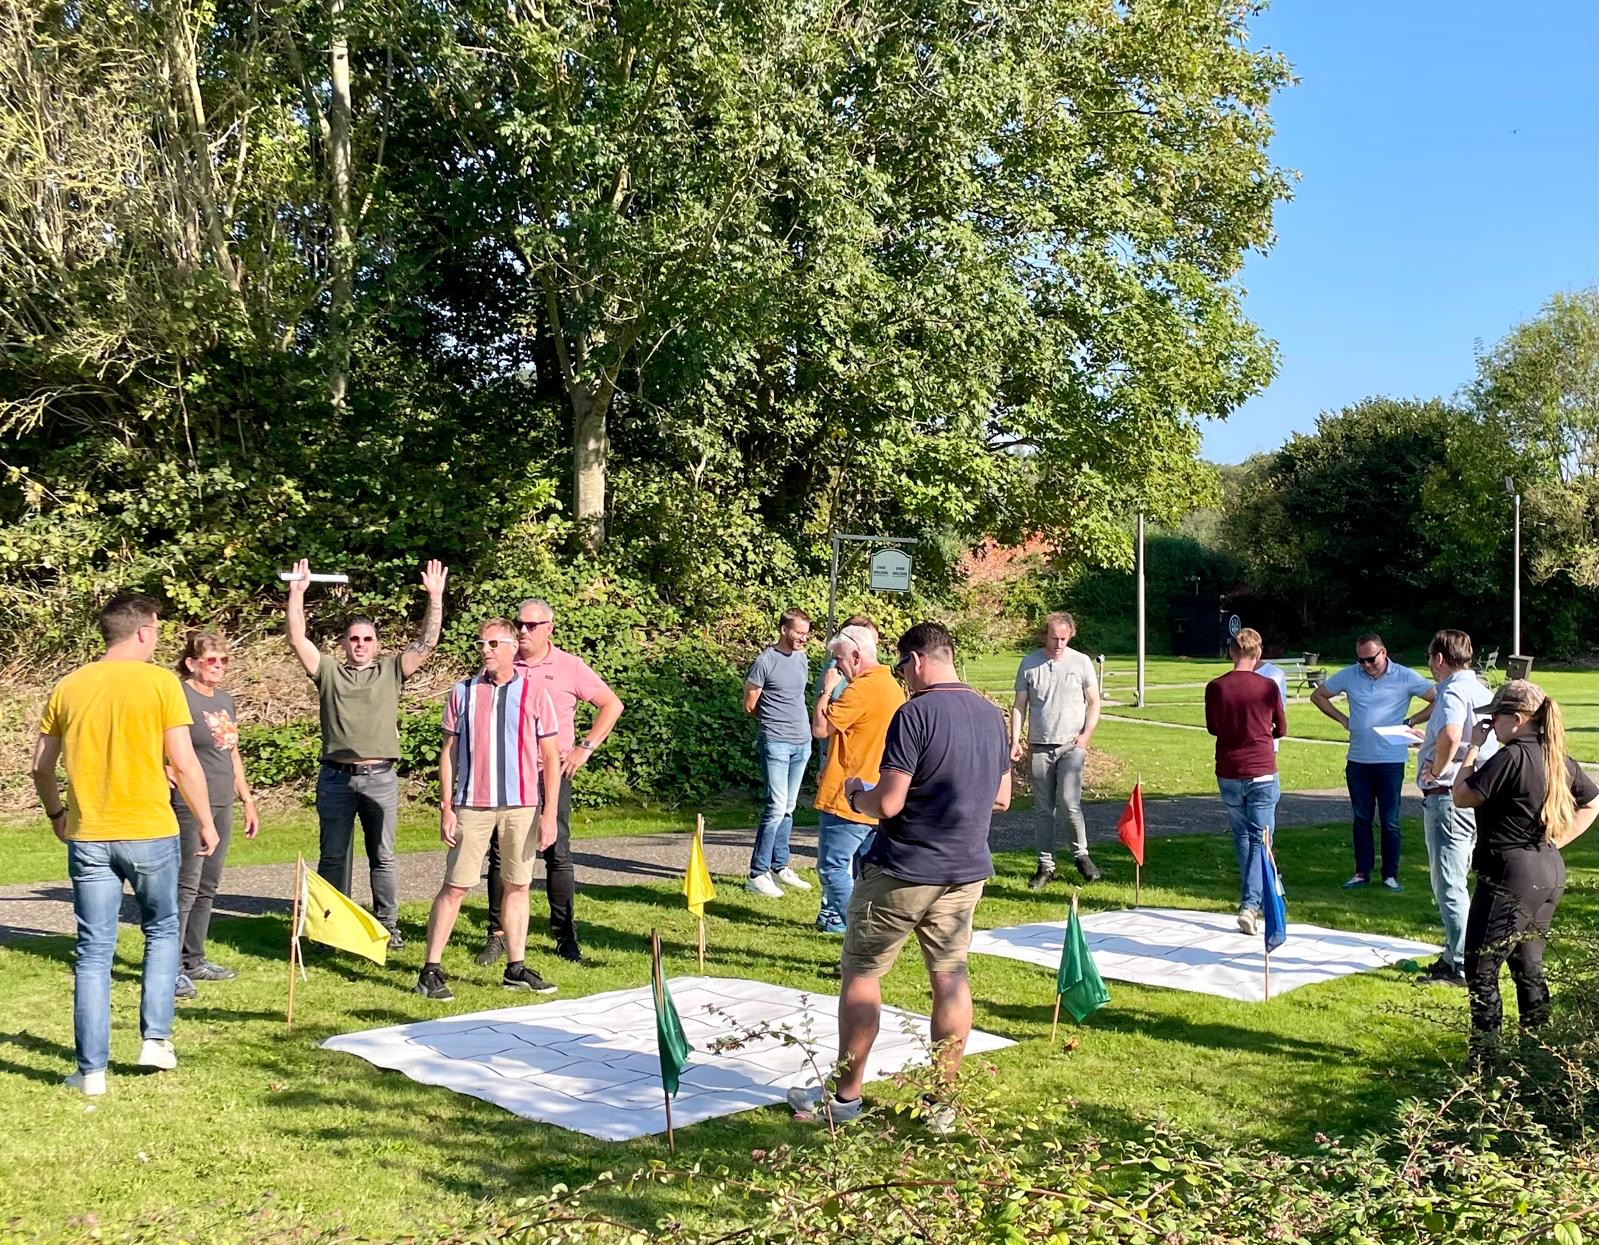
[476,597,625,966]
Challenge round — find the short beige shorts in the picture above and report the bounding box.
[841,864,986,978]
[444,806,541,889]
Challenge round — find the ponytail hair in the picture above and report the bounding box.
[1536,697,1575,842]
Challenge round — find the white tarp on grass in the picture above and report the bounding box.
[322,975,1013,1140]
[968,907,1438,1003]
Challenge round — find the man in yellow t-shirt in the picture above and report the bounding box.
[31,592,218,1097]
[809,623,906,933]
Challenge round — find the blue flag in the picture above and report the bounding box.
[1260,842,1287,953]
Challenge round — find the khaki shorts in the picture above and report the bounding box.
[444,806,541,889]
[841,864,986,978]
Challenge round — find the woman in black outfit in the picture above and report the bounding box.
[1451,680,1597,1051]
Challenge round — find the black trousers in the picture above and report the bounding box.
[1464,843,1566,1037]
[174,799,235,972]
[487,774,575,941]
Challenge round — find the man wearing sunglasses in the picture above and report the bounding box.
[475,598,624,967]
[787,622,1010,1133]
[285,556,449,949]
[1311,632,1434,891]
[417,618,561,1000]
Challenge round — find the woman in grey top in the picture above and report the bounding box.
[170,632,259,998]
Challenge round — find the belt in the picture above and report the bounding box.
[323,759,395,776]
[1420,786,1452,796]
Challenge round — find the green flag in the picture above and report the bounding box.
[1055,899,1110,1023]
[652,946,692,1097]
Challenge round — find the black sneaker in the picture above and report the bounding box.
[474,933,507,966]
[1423,957,1467,988]
[555,936,583,964]
[414,966,453,1001]
[1027,865,1056,891]
[386,926,406,951]
[1074,854,1103,883]
[503,965,558,994]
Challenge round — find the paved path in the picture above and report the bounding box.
[0,789,1409,940]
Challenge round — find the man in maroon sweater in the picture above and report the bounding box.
[1205,629,1289,934]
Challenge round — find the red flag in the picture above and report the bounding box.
[1116,781,1145,867]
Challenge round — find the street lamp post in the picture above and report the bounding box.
[1504,477,1521,656]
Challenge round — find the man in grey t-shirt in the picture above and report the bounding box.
[1011,611,1103,887]
[742,607,816,898]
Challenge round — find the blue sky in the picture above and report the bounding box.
[1203,1,1599,465]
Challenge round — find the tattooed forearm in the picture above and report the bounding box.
[406,597,443,655]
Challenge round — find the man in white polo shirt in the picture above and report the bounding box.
[1011,611,1102,887]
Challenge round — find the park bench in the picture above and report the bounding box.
[1273,653,1324,694]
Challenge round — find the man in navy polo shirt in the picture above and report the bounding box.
[1311,632,1434,890]
[786,621,1010,1135]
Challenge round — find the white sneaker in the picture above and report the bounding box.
[919,1095,958,1136]
[745,873,784,898]
[65,1069,106,1097]
[1236,906,1259,935]
[775,867,812,891]
[137,1038,177,1071]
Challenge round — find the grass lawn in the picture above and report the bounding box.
[3,822,1593,1241]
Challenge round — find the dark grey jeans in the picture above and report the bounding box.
[315,764,399,927]
[1030,743,1089,857]
[175,799,235,972]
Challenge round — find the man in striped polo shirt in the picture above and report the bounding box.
[415,618,561,1000]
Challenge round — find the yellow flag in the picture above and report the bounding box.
[682,824,716,917]
[299,864,388,964]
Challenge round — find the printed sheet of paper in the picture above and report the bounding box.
[323,976,1013,1139]
[969,908,1438,1003]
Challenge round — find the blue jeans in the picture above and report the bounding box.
[1423,791,1475,969]
[816,811,874,929]
[68,836,181,1075]
[1346,761,1405,881]
[1218,775,1280,912]
[749,738,811,877]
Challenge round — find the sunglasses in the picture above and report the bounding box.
[199,655,230,666]
[1356,654,1383,665]
[893,653,914,678]
[514,619,550,632]
[478,638,516,650]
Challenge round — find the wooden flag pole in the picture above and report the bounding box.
[287,854,303,1031]
[697,915,706,972]
[651,930,676,1152]
[1263,946,1271,1002]
[1134,862,1141,909]
[1050,993,1063,1044]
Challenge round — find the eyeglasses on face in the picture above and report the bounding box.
[893,653,914,678]
[514,619,550,632]
[1356,653,1383,665]
[199,655,230,665]
[478,638,515,650]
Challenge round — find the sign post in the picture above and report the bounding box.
[826,534,917,638]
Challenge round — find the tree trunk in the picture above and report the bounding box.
[327,0,353,409]
[571,378,611,553]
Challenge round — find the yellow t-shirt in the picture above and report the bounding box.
[813,663,907,823]
[39,661,192,841]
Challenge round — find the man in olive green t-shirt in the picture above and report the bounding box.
[285,558,448,946]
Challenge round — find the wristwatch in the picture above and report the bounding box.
[578,739,596,751]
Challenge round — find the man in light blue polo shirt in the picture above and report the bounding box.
[1310,632,1434,890]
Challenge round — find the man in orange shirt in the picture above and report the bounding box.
[810,624,905,933]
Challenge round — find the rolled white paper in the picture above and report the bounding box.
[278,571,350,584]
